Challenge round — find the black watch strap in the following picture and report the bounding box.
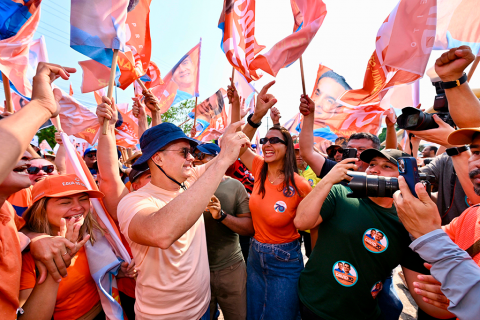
[446,145,469,156]
[216,210,227,223]
[442,73,468,89]
[247,113,262,128]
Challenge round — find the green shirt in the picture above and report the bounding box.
[298,185,427,320]
[203,177,250,271]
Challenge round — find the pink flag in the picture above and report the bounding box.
[233,69,255,113]
[0,2,41,96]
[55,87,101,145]
[283,112,302,135]
[39,139,52,152]
[338,0,437,108]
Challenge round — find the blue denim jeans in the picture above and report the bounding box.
[247,238,304,320]
[199,306,210,320]
[377,275,403,320]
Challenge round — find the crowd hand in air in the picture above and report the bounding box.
[299,94,315,117]
[270,107,281,124]
[96,96,118,126]
[142,89,161,112]
[132,96,146,119]
[251,81,277,122]
[218,121,251,165]
[435,45,475,82]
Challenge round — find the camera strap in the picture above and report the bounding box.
[408,133,414,157]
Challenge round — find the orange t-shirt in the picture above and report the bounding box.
[7,186,33,217]
[249,155,312,244]
[20,247,100,320]
[443,205,480,264]
[0,201,25,320]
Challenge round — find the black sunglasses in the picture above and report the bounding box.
[161,147,195,159]
[27,165,55,174]
[260,137,287,145]
[85,153,96,158]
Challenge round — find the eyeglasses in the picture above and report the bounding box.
[27,165,55,174]
[194,151,207,160]
[260,137,287,145]
[85,153,96,158]
[161,147,195,159]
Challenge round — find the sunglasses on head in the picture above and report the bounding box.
[27,165,55,174]
[85,153,96,158]
[161,147,195,159]
[260,137,287,145]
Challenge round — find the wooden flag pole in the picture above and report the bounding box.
[2,74,14,113]
[178,118,191,127]
[136,78,148,92]
[231,67,235,86]
[193,96,199,130]
[299,56,306,96]
[27,145,40,158]
[103,49,120,135]
[467,56,480,82]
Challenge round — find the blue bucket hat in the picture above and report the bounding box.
[133,123,198,170]
[196,143,221,156]
[84,147,97,157]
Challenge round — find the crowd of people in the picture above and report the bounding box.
[2,46,480,320]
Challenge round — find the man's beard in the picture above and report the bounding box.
[469,169,480,196]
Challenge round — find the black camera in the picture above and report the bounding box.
[346,157,432,198]
[397,81,455,131]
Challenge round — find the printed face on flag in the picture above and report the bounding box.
[193,89,229,142]
[151,42,201,113]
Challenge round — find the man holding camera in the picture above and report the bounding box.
[294,149,453,320]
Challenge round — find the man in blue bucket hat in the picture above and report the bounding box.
[117,121,249,320]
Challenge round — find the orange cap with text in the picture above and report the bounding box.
[32,174,104,203]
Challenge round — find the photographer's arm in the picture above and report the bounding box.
[294,159,356,230]
[435,46,480,128]
[385,114,398,150]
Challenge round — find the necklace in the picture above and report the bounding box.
[268,171,283,184]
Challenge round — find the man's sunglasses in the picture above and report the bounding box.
[161,147,195,159]
[27,165,55,174]
[85,153,96,158]
[260,137,287,145]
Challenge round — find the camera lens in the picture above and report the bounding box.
[397,107,439,131]
[346,172,399,198]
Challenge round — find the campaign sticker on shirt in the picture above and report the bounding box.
[308,179,314,186]
[283,186,295,197]
[371,281,383,299]
[274,201,287,213]
[332,261,358,287]
[363,228,388,253]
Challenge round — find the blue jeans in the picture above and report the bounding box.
[377,275,403,320]
[199,306,210,320]
[247,238,304,320]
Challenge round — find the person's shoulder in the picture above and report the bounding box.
[118,184,155,206]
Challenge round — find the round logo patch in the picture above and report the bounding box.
[332,261,358,287]
[283,186,295,197]
[363,229,388,253]
[371,281,383,299]
[308,179,314,186]
[274,201,287,213]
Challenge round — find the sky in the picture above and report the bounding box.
[2,0,480,139]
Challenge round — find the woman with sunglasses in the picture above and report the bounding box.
[228,81,312,320]
[19,174,137,320]
[27,158,58,185]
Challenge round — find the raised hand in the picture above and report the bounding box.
[143,89,160,112]
[252,81,277,122]
[299,94,315,116]
[227,81,240,105]
[32,62,76,117]
[218,121,251,165]
[435,45,475,82]
[270,107,281,124]
[96,96,118,126]
[132,97,146,119]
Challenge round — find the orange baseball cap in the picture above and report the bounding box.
[32,174,104,203]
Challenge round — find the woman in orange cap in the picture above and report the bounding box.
[18,174,136,320]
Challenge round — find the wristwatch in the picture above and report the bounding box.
[247,113,262,128]
[442,73,468,89]
[216,210,227,223]
[446,146,469,156]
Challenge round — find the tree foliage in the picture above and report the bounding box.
[160,99,195,134]
[36,125,57,151]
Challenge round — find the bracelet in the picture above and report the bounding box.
[273,123,281,129]
[247,113,262,128]
[216,210,227,223]
[442,73,468,89]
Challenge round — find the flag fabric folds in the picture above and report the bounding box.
[133,61,163,95]
[434,0,480,56]
[78,0,152,93]
[0,1,41,96]
[150,41,201,113]
[233,70,255,113]
[190,89,229,142]
[0,0,41,40]
[70,0,128,68]
[283,112,302,135]
[219,0,326,81]
[338,0,437,109]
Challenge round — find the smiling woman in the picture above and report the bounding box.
[18,174,108,320]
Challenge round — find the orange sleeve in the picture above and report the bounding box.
[442,217,459,242]
[20,252,37,291]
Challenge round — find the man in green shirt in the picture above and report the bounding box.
[194,143,253,320]
[294,149,454,320]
